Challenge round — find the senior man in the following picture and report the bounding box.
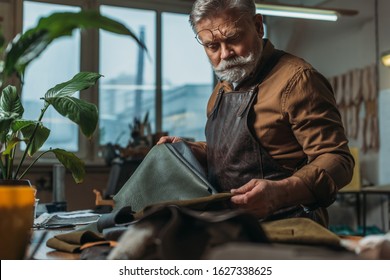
[158,0,354,227]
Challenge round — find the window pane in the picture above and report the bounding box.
[99,6,156,148]
[162,13,213,141]
[22,1,81,151]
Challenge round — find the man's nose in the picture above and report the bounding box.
[220,43,235,60]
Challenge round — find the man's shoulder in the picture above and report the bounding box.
[278,51,315,73]
[264,40,316,74]
[270,50,326,87]
[261,49,330,95]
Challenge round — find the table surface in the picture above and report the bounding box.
[361,185,390,193]
[340,184,390,193]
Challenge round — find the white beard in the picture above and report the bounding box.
[213,45,262,84]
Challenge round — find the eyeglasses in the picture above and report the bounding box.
[195,17,243,48]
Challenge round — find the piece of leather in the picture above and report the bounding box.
[102,226,129,241]
[104,192,234,234]
[262,217,341,248]
[107,204,269,260]
[80,245,113,260]
[134,192,233,219]
[46,230,104,253]
[96,206,134,232]
[113,142,217,212]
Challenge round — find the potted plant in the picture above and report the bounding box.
[0,10,144,182]
[0,10,144,259]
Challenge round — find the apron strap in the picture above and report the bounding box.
[236,49,286,118]
[209,87,224,120]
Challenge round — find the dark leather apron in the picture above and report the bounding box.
[205,51,328,226]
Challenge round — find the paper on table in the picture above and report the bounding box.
[34,210,101,227]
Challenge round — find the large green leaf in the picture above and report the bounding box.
[3,29,49,78]
[43,72,100,138]
[47,96,98,138]
[1,136,22,156]
[45,72,102,98]
[0,115,14,142]
[1,118,32,153]
[10,119,37,133]
[0,86,24,140]
[20,122,51,156]
[2,10,144,79]
[36,11,144,48]
[0,85,24,117]
[50,148,85,183]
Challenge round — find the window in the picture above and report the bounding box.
[99,6,156,147]
[22,1,81,151]
[162,13,213,141]
[19,0,213,162]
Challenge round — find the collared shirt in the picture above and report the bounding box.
[201,39,354,207]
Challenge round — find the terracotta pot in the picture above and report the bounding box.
[0,180,35,259]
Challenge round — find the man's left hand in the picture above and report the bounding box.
[230,176,315,219]
[230,179,283,218]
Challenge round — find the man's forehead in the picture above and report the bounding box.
[196,13,242,32]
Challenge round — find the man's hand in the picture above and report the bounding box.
[230,179,282,218]
[156,136,183,144]
[156,136,208,168]
[230,176,314,219]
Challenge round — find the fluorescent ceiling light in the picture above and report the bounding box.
[382,51,390,67]
[256,8,337,21]
[255,3,357,21]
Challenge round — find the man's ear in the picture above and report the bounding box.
[253,14,264,38]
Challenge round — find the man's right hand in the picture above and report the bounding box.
[156,136,207,169]
[156,136,183,145]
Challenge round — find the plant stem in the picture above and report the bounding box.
[0,157,6,178]
[8,144,16,179]
[6,154,12,179]
[13,104,49,179]
[17,150,51,180]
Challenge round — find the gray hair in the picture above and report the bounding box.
[189,0,256,32]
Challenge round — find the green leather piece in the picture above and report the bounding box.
[113,142,217,212]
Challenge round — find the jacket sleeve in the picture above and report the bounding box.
[284,68,355,207]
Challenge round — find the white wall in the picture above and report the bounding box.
[269,1,378,75]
